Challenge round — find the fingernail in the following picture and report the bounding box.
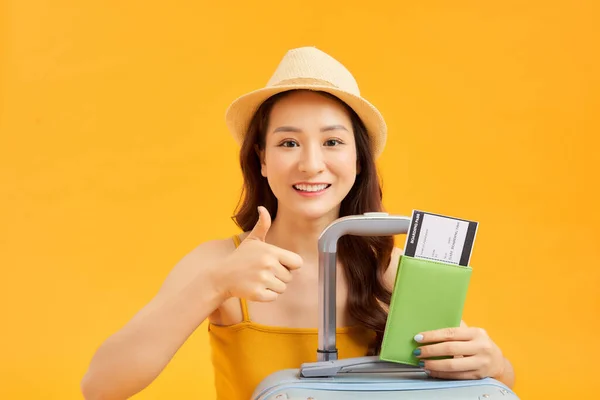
[413,348,421,356]
[419,361,425,367]
[414,334,424,342]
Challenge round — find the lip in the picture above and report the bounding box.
[293,182,330,186]
[292,182,331,197]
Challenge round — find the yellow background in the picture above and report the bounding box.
[1,0,598,399]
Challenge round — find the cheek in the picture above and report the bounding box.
[332,152,358,178]
[264,153,292,179]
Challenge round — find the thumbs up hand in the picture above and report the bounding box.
[215,206,303,302]
[245,205,273,242]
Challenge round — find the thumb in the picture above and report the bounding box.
[246,206,271,242]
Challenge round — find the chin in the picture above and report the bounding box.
[298,208,336,221]
[288,200,344,221]
[275,187,352,221]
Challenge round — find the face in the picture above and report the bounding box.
[259,90,359,220]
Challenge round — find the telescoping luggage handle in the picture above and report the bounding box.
[316,212,411,362]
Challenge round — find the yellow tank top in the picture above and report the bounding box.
[207,235,376,400]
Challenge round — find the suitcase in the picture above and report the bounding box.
[251,212,519,400]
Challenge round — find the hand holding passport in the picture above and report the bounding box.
[380,210,478,366]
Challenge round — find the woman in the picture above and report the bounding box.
[81,47,515,400]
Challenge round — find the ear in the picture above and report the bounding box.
[255,144,267,177]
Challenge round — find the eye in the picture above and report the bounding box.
[324,139,343,146]
[278,140,299,148]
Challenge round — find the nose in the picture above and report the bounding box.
[298,143,325,175]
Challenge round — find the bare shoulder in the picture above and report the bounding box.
[383,246,403,291]
[157,236,239,296]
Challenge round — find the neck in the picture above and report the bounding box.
[266,205,341,264]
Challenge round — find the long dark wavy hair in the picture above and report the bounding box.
[232,89,394,355]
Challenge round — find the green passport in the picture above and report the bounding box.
[379,255,472,366]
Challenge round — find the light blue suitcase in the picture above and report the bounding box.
[251,213,519,400]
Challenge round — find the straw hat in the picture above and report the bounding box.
[224,46,387,158]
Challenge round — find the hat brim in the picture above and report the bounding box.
[225,84,387,158]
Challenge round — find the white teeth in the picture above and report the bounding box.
[294,184,329,192]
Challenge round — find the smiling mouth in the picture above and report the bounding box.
[293,183,331,192]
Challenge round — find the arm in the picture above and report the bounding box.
[80,239,232,400]
[81,206,303,400]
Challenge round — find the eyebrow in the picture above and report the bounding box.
[272,125,349,133]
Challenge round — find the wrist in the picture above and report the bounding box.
[206,259,232,303]
[493,357,506,379]
[492,357,514,388]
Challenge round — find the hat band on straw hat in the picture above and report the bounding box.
[273,77,340,90]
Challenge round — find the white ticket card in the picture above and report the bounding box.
[403,210,478,266]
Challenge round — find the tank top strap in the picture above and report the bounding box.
[231,234,251,323]
[232,234,242,248]
[239,298,251,322]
